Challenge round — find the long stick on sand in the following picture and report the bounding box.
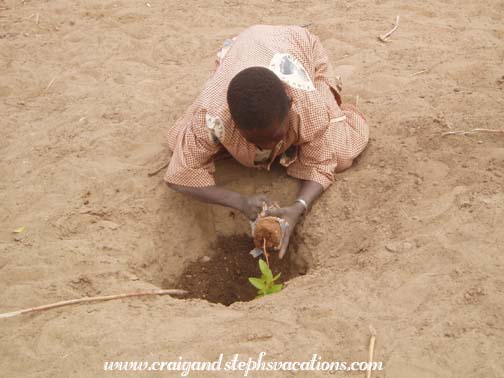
[441,128,504,136]
[0,289,187,319]
[366,325,377,378]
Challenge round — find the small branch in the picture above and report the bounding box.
[366,325,377,378]
[44,77,57,92]
[0,289,187,319]
[147,161,169,176]
[441,128,504,137]
[378,15,400,42]
[412,69,427,76]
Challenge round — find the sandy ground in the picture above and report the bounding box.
[1,0,503,377]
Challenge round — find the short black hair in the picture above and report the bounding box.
[227,67,290,130]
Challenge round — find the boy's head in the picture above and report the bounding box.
[227,67,292,149]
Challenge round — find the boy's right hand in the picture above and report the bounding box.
[240,194,273,220]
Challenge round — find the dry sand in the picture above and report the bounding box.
[1,0,503,377]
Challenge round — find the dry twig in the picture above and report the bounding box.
[44,77,56,92]
[147,161,169,176]
[412,69,427,76]
[378,15,400,42]
[366,325,377,378]
[441,128,504,137]
[0,289,187,319]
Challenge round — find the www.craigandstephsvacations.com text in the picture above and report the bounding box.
[103,352,384,376]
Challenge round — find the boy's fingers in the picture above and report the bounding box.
[279,226,291,259]
[279,234,290,259]
[264,208,283,217]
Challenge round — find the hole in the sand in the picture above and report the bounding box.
[167,234,304,306]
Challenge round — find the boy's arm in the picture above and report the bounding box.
[167,183,272,221]
[164,111,272,220]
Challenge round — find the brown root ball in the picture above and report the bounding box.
[253,216,282,250]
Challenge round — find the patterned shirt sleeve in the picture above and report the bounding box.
[286,125,339,189]
[286,30,369,190]
[163,109,222,187]
[310,31,342,108]
[285,31,340,189]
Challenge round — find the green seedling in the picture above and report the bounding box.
[248,259,283,297]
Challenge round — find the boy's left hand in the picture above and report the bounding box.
[264,203,304,259]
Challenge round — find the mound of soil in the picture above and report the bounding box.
[174,234,299,306]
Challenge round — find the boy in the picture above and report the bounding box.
[164,25,369,258]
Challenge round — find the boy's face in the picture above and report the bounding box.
[239,115,290,150]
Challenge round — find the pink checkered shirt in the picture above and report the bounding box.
[164,25,369,189]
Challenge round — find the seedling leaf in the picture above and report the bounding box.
[248,277,266,290]
[258,259,273,281]
[269,284,283,294]
[248,259,283,298]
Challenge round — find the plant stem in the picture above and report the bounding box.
[263,238,270,266]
